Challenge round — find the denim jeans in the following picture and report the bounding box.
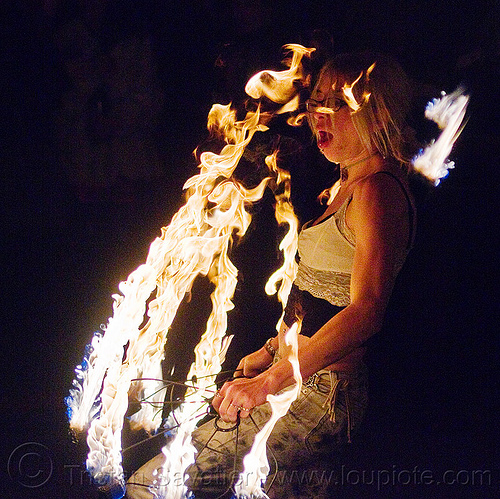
[126,366,368,499]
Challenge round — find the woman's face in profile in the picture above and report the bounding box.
[309,72,370,165]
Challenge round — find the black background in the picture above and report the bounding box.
[1,1,498,498]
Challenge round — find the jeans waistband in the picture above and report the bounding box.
[273,352,367,443]
[304,365,368,385]
[304,366,368,444]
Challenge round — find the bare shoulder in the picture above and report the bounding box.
[351,172,410,215]
[347,172,413,244]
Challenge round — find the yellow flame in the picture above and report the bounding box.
[264,151,298,308]
[78,106,273,487]
[245,44,314,113]
[342,62,375,112]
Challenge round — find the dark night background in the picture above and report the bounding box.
[1,1,498,498]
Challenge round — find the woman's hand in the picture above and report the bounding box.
[211,345,274,423]
[234,347,272,379]
[212,374,271,423]
[212,359,294,423]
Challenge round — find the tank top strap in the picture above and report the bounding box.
[335,194,356,246]
[372,171,416,249]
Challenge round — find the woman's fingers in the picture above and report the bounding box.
[212,388,224,411]
[211,380,254,422]
[233,360,245,378]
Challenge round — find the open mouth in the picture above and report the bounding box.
[317,130,333,149]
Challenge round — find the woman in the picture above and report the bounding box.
[126,51,417,499]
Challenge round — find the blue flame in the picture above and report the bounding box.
[65,331,103,423]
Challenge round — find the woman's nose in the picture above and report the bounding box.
[313,112,327,124]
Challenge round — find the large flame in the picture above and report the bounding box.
[82,105,271,488]
[67,44,311,495]
[264,152,298,309]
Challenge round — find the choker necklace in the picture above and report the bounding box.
[340,153,378,182]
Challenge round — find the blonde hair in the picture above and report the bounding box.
[312,51,417,171]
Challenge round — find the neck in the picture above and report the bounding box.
[340,152,381,182]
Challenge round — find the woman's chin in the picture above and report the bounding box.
[319,148,338,163]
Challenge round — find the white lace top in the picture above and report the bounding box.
[295,185,410,307]
[295,197,355,307]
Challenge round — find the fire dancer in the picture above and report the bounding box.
[127,50,420,499]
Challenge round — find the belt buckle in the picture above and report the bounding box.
[304,372,319,388]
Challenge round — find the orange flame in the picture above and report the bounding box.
[342,62,376,112]
[245,44,314,113]
[264,151,298,309]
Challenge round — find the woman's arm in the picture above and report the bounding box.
[271,173,411,381]
[234,337,278,378]
[213,174,411,421]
